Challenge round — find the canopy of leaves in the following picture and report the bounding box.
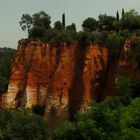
[52,97,140,140]
[98,14,116,31]
[121,10,140,30]
[0,109,48,140]
[82,17,98,32]
[20,11,51,39]
[54,21,63,30]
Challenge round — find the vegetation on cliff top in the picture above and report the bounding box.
[20,9,140,45]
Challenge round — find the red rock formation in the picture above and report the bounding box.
[103,36,140,98]
[4,39,108,120]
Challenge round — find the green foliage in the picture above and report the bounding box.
[53,98,122,140]
[119,30,131,38]
[98,14,116,31]
[77,31,91,46]
[122,8,125,18]
[29,25,46,39]
[52,30,73,44]
[62,13,65,27]
[77,31,105,47]
[54,21,63,30]
[120,98,140,140]
[0,48,15,94]
[82,17,98,32]
[20,11,51,39]
[43,28,58,42]
[32,11,51,30]
[0,109,48,140]
[52,97,140,140]
[121,9,140,30]
[52,122,79,140]
[116,11,119,20]
[19,14,33,31]
[66,23,76,32]
[115,76,133,104]
[19,9,140,44]
[106,33,123,63]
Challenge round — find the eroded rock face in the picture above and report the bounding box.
[103,36,140,98]
[4,40,108,120]
[82,44,108,109]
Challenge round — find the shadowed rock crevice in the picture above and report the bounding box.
[69,46,86,121]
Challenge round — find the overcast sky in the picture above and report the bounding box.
[0,0,140,48]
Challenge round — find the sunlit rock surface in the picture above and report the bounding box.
[4,39,108,119]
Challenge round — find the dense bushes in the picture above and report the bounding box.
[0,48,15,94]
[0,95,139,140]
[120,98,140,140]
[0,98,139,140]
[52,97,140,140]
[20,9,140,46]
[0,109,48,140]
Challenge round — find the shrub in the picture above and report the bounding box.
[29,26,46,39]
[0,109,49,140]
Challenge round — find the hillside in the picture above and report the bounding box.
[3,34,140,121]
[0,48,15,94]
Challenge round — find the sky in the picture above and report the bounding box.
[0,0,140,49]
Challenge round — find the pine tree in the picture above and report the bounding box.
[122,8,124,18]
[116,11,119,20]
[62,13,65,27]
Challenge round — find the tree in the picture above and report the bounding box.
[29,25,46,39]
[98,14,116,31]
[54,21,63,30]
[0,109,49,140]
[121,9,140,30]
[120,98,140,140]
[20,11,51,38]
[32,11,51,30]
[66,23,76,32]
[52,97,140,140]
[116,11,119,20]
[82,17,98,32]
[53,98,122,140]
[19,14,33,32]
[122,8,125,18]
[105,33,123,63]
[62,13,65,27]
[115,76,133,104]
[52,30,73,44]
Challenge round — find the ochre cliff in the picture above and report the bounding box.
[103,35,140,98]
[3,39,108,120]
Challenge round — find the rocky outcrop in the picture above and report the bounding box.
[3,39,108,120]
[103,36,140,98]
